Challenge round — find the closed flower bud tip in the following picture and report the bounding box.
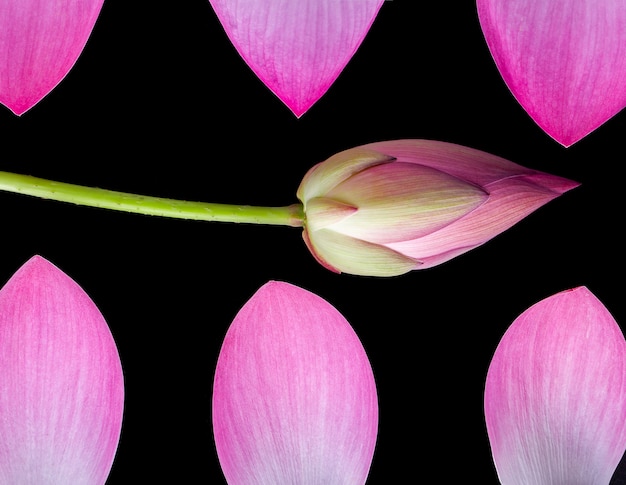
[297,139,579,277]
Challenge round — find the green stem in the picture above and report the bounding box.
[0,171,304,227]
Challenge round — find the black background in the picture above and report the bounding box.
[1,1,625,483]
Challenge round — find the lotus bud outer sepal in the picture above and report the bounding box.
[297,139,579,277]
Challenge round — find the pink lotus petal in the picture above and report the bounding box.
[208,0,384,117]
[485,287,626,484]
[477,0,626,147]
[212,281,378,484]
[0,255,124,484]
[0,0,104,116]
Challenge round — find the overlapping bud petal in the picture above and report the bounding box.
[297,139,579,276]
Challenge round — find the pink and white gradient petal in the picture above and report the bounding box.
[212,281,378,484]
[208,0,384,117]
[477,0,626,146]
[0,0,104,115]
[0,255,124,484]
[485,287,626,484]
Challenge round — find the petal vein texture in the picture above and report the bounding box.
[207,0,384,117]
[0,0,104,115]
[477,0,626,146]
[212,281,378,485]
[485,287,626,485]
[0,255,124,484]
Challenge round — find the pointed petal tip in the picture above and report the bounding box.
[254,280,322,303]
[12,104,34,117]
[3,105,26,117]
[548,129,584,149]
[565,285,589,294]
[522,172,581,195]
[259,280,290,292]
[0,96,30,116]
[558,138,576,149]
[533,103,620,148]
[1,99,34,117]
[553,286,610,309]
[288,103,309,119]
[16,255,54,274]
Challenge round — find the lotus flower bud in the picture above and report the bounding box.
[296,139,579,277]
